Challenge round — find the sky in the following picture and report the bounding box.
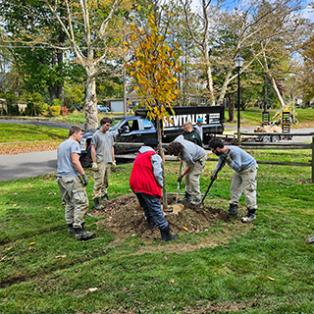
[190,0,314,21]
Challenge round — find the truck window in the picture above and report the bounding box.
[143,119,153,129]
[121,120,139,131]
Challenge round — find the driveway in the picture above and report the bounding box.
[0,150,57,181]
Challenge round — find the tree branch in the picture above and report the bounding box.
[98,0,120,40]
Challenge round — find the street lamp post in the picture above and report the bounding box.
[234,55,244,144]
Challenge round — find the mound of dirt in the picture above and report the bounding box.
[96,195,229,240]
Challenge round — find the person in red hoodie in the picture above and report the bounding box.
[130,144,176,241]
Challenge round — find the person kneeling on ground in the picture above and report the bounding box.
[129,144,176,241]
[56,126,95,240]
[167,135,207,206]
[209,138,258,223]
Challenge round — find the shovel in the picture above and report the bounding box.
[175,161,183,203]
[201,158,226,205]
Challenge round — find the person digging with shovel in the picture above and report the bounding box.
[130,143,177,241]
[167,135,207,207]
[209,138,258,223]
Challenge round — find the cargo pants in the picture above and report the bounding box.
[57,175,89,228]
[93,162,111,199]
[185,155,207,204]
[230,165,257,210]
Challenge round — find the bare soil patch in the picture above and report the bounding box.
[96,195,251,253]
[182,299,258,313]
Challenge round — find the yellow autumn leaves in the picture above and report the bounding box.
[126,13,181,123]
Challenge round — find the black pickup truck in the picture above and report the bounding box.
[80,106,224,166]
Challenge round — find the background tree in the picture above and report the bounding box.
[0,0,66,101]
[45,0,126,129]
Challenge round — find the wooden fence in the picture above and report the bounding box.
[115,132,314,183]
[240,132,314,183]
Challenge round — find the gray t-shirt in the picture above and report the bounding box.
[91,130,114,163]
[57,138,81,177]
[216,146,257,173]
[174,135,206,166]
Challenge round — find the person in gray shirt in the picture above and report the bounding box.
[57,126,95,240]
[167,135,207,205]
[91,117,116,210]
[209,138,258,223]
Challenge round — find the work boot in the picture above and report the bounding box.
[228,203,238,217]
[178,192,191,204]
[93,197,102,210]
[145,216,155,229]
[241,208,256,223]
[101,193,109,201]
[159,225,177,241]
[74,225,95,241]
[67,224,75,235]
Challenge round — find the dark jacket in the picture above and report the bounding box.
[183,129,202,147]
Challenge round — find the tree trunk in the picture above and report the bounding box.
[227,96,234,122]
[269,74,286,108]
[48,49,64,102]
[157,119,168,210]
[204,55,215,105]
[203,45,215,106]
[84,73,98,130]
[217,70,232,105]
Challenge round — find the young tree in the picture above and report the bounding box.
[127,5,181,208]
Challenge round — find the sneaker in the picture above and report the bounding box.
[307,236,314,244]
[241,213,256,223]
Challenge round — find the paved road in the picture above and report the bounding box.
[0,118,73,129]
[0,150,57,181]
[0,127,313,181]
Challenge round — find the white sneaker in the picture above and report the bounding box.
[241,214,256,223]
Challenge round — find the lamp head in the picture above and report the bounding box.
[234,55,244,68]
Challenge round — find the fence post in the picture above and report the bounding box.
[312,136,314,183]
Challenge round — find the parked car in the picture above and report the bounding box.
[97,104,111,112]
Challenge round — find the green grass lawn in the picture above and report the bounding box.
[0,123,68,143]
[0,150,313,313]
[54,111,130,126]
[225,108,314,128]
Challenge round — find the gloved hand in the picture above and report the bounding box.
[111,160,117,171]
[79,174,88,186]
[222,152,231,163]
[177,175,183,183]
[91,162,98,171]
